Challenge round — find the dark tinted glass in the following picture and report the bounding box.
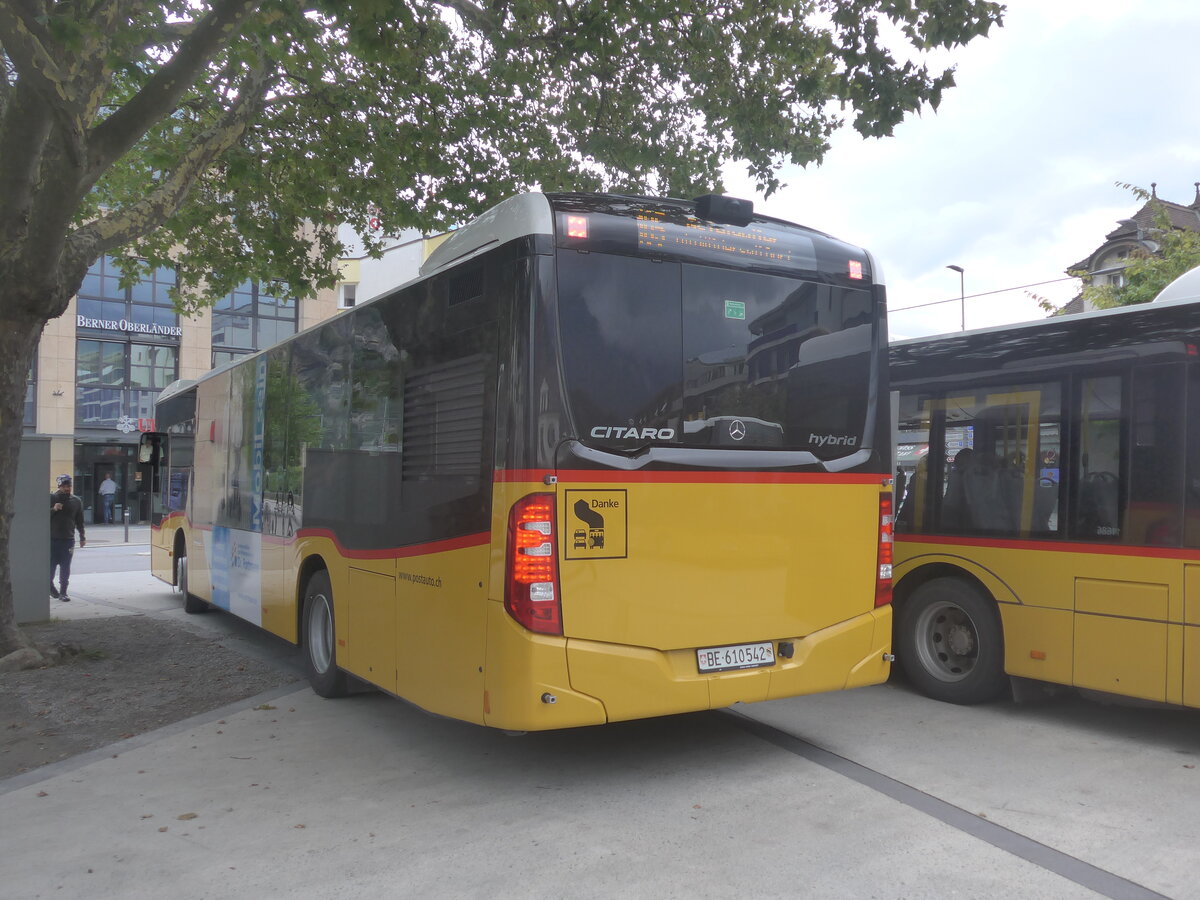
[298,270,499,549]
[1071,375,1124,541]
[896,382,1062,538]
[1127,364,1184,546]
[556,252,682,444]
[1186,364,1200,548]
[556,251,875,453]
[682,268,872,452]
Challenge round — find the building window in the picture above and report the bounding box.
[212,280,297,366]
[77,256,179,335]
[340,283,358,308]
[212,349,252,369]
[76,339,177,428]
[24,362,35,429]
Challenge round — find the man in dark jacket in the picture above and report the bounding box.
[50,474,86,602]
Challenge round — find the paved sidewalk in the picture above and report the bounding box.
[83,522,151,546]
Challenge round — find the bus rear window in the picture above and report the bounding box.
[556,252,875,455]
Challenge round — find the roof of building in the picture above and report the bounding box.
[1068,183,1200,273]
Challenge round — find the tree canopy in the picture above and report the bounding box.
[0,0,1003,656]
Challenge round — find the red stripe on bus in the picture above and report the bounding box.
[296,528,490,560]
[150,511,187,533]
[899,533,1200,561]
[494,469,885,486]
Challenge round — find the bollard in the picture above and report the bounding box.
[124,507,130,543]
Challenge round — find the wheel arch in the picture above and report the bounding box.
[894,554,1020,615]
[895,562,992,611]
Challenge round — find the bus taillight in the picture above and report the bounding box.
[505,493,563,635]
[566,215,589,239]
[875,492,894,607]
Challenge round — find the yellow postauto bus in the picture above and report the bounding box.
[147,192,894,731]
[891,267,1200,707]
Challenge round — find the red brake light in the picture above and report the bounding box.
[875,491,893,607]
[566,215,589,240]
[505,493,562,634]
[848,259,864,280]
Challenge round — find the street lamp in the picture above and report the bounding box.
[946,265,965,331]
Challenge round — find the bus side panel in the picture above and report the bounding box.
[897,540,1191,704]
[260,534,296,642]
[1184,565,1200,708]
[394,542,490,725]
[149,512,184,584]
[186,525,215,603]
[344,559,398,692]
[1073,578,1170,702]
[295,533,492,724]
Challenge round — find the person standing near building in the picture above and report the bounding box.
[50,474,86,602]
[98,472,117,524]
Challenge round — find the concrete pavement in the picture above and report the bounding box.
[2,568,1194,898]
[80,522,152,546]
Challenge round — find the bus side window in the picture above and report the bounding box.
[1187,363,1200,548]
[1128,364,1185,547]
[1072,375,1124,541]
[935,384,1060,538]
[894,392,932,532]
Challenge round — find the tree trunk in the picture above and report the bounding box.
[0,309,47,656]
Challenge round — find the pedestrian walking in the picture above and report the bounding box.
[50,474,86,602]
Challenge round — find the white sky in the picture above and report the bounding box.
[723,0,1200,339]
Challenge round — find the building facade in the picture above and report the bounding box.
[28,230,446,525]
[28,257,338,525]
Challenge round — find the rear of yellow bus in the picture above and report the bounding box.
[484,194,894,730]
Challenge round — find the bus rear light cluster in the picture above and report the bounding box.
[875,491,894,607]
[505,493,563,635]
[566,215,589,239]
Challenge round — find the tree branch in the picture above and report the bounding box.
[0,2,69,98]
[0,78,53,255]
[86,0,264,180]
[69,58,273,268]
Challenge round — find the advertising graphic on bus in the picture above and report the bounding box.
[148,192,894,731]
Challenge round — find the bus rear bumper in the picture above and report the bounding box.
[482,604,892,731]
[567,607,892,723]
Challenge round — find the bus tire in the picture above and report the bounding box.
[302,571,349,698]
[896,577,1007,704]
[177,553,209,614]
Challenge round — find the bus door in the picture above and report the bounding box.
[1071,369,1183,704]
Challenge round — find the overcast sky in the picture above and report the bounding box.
[724,0,1200,339]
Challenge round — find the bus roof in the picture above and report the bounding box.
[892,288,1200,352]
[422,191,882,284]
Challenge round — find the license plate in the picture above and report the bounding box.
[696,641,776,673]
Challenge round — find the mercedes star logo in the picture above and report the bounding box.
[729,419,747,441]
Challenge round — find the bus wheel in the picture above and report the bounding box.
[896,577,1007,704]
[302,571,349,698]
[177,554,209,614]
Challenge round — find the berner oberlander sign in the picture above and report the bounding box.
[77,314,183,337]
